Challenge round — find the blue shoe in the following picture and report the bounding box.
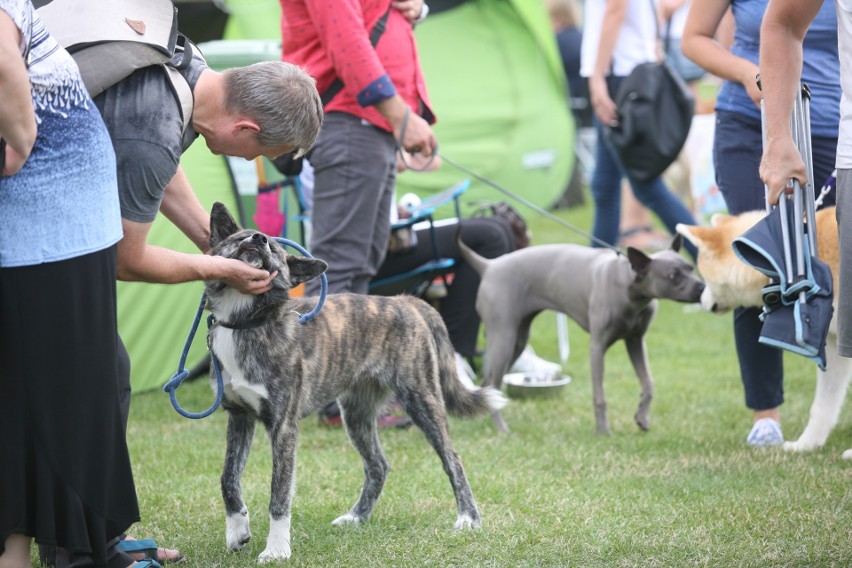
[746,418,784,447]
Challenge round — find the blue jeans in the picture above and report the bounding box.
[590,115,698,259]
[713,109,838,410]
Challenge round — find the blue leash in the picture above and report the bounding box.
[163,237,327,419]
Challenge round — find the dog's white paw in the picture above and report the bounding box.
[257,545,291,563]
[226,508,251,550]
[331,512,363,526]
[453,513,481,530]
[783,439,821,453]
[842,448,852,460]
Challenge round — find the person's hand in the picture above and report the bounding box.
[216,256,279,295]
[1,142,30,176]
[739,61,762,107]
[760,136,806,205]
[395,110,437,160]
[397,148,441,172]
[392,0,425,23]
[589,74,618,126]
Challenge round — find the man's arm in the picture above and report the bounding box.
[116,218,276,293]
[759,0,824,204]
[0,9,36,176]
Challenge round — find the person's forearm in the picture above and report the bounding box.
[0,13,36,157]
[681,1,755,88]
[159,166,213,253]
[592,0,627,80]
[375,94,410,136]
[759,7,810,144]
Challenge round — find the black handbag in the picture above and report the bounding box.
[605,60,694,184]
[603,0,695,184]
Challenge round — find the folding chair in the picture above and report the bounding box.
[732,81,833,369]
[368,179,471,298]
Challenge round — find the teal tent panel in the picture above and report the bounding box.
[395,0,575,215]
[118,142,237,393]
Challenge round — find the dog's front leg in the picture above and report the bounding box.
[625,336,654,431]
[589,339,611,435]
[785,342,852,453]
[222,411,257,551]
[258,419,299,563]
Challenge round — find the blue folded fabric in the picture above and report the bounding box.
[732,206,833,370]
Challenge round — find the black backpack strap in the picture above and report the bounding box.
[320,3,392,107]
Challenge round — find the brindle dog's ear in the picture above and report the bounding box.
[210,202,241,248]
[627,247,652,277]
[287,256,328,287]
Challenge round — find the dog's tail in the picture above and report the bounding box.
[417,300,507,418]
[455,227,490,277]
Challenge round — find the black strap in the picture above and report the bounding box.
[170,33,193,71]
[320,3,392,107]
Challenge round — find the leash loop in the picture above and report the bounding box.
[164,237,327,419]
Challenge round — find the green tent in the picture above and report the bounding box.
[122,0,575,393]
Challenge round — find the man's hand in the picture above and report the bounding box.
[214,256,279,295]
[392,0,425,23]
[760,137,807,205]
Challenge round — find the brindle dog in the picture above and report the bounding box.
[205,203,506,563]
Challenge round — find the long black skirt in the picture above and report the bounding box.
[0,246,139,564]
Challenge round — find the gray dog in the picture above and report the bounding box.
[205,203,506,563]
[457,235,704,435]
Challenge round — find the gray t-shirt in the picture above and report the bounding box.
[93,55,206,223]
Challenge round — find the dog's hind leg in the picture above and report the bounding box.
[258,416,299,563]
[333,388,390,526]
[222,411,256,551]
[625,336,654,431]
[401,387,481,529]
[785,342,852,453]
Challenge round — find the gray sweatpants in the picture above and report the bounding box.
[304,112,397,296]
[837,168,852,357]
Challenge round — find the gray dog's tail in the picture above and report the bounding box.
[416,301,507,418]
[455,229,491,277]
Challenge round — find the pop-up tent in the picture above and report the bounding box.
[121,0,575,393]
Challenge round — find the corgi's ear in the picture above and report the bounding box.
[710,213,734,227]
[676,223,710,248]
[627,247,652,276]
[210,202,241,248]
[286,255,328,287]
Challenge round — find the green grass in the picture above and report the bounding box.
[121,196,850,567]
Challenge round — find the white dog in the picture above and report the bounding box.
[677,208,851,459]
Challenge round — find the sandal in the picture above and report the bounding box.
[118,537,184,565]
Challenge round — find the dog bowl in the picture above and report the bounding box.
[503,372,571,400]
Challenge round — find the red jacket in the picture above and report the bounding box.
[280,0,435,133]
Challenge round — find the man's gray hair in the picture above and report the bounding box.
[223,61,324,157]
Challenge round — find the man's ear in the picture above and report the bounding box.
[287,256,328,287]
[233,118,261,135]
[210,202,241,248]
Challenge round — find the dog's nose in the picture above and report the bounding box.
[252,233,268,245]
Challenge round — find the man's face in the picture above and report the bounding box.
[203,122,295,161]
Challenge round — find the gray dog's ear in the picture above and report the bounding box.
[287,256,328,287]
[626,247,652,276]
[210,202,241,248]
[669,233,682,252]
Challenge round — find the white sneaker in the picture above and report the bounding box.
[509,346,562,382]
[746,417,784,447]
[454,352,477,391]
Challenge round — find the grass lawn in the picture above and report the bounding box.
[119,196,850,567]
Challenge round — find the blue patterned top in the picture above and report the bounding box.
[0,0,121,267]
[715,0,841,138]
